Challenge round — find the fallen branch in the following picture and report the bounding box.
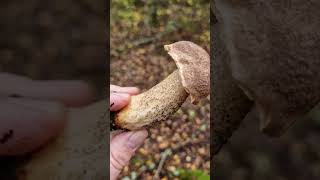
[153,149,170,180]
[153,138,208,179]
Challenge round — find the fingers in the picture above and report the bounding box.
[0,73,95,107]
[110,130,148,180]
[110,92,131,111]
[110,85,140,95]
[110,130,124,140]
[33,80,95,107]
[0,97,66,155]
[110,85,140,111]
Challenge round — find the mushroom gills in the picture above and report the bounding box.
[115,70,189,130]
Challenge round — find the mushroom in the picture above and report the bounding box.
[16,101,108,179]
[114,41,210,130]
[12,41,209,179]
[212,0,320,156]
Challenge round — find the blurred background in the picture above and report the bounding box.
[110,0,210,179]
[0,0,106,97]
[1,0,318,180]
[0,0,105,179]
[214,107,320,180]
[211,2,320,180]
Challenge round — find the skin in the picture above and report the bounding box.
[0,73,94,155]
[109,85,148,180]
[20,87,146,180]
[0,74,146,179]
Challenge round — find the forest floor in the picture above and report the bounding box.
[0,0,211,179]
[110,24,210,180]
[110,1,210,179]
[3,0,319,180]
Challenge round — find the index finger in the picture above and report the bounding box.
[0,97,66,155]
[0,73,95,107]
[110,85,139,95]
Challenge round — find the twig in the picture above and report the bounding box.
[131,30,173,48]
[153,149,171,180]
[153,139,208,179]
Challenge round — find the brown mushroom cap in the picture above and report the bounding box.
[164,41,210,104]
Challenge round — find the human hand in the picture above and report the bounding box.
[0,73,94,155]
[110,85,148,180]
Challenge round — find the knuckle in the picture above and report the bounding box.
[110,148,132,171]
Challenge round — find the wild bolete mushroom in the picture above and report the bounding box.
[212,0,320,155]
[114,41,210,130]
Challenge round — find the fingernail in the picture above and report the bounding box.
[111,90,125,94]
[126,131,148,150]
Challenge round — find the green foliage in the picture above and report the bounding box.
[111,0,209,44]
[111,0,142,31]
[176,168,210,180]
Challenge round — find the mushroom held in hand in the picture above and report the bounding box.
[113,41,210,130]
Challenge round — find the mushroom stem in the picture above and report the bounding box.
[211,9,253,157]
[115,70,189,130]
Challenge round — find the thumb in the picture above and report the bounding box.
[110,92,130,111]
[0,97,66,155]
[110,130,148,180]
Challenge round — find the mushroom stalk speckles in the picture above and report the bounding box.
[115,70,188,130]
[114,41,210,130]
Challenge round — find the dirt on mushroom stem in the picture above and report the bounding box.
[114,70,189,130]
[112,46,210,178]
[114,41,210,131]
